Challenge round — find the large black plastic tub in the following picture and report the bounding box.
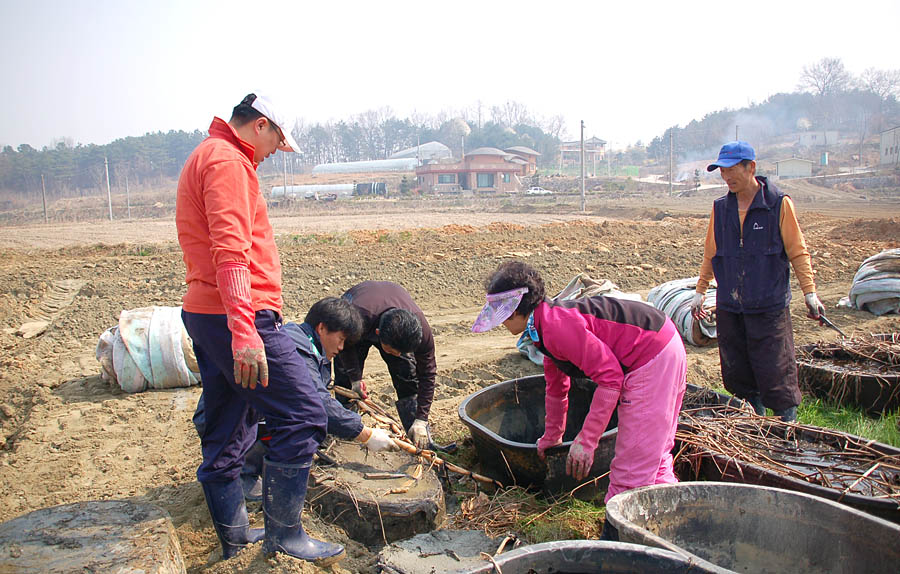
[606,482,900,574]
[460,540,720,574]
[458,375,617,495]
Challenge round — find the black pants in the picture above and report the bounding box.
[333,341,419,400]
[716,307,802,412]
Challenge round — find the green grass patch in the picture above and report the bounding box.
[799,398,900,447]
[708,384,900,447]
[518,496,605,543]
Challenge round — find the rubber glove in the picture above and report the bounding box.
[566,386,619,481]
[690,292,707,321]
[351,379,368,399]
[537,388,568,460]
[216,262,268,389]
[804,292,826,320]
[361,427,397,452]
[409,419,430,450]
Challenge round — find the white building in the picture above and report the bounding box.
[880,126,900,166]
[797,131,839,148]
[775,158,814,179]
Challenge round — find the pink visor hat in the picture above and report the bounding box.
[471,287,529,333]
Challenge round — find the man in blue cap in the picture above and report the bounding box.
[690,141,825,422]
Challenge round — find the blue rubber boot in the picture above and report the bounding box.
[262,458,345,566]
[241,440,266,502]
[201,479,265,560]
[774,405,798,422]
[746,395,766,416]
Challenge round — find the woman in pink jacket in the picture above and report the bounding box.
[473,261,687,512]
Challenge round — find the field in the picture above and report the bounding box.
[0,180,898,573]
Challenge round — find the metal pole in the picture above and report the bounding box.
[39,173,48,224]
[41,174,48,224]
[668,131,673,197]
[105,156,113,220]
[282,152,287,191]
[735,125,739,141]
[580,120,585,212]
[125,175,131,219]
[607,144,611,178]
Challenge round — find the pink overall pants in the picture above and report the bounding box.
[604,333,686,503]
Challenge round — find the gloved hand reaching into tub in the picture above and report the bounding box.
[566,386,620,481]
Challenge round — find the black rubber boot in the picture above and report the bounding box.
[395,395,418,433]
[262,458,345,566]
[746,395,766,416]
[241,440,266,502]
[774,405,798,422]
[201,479,264,560]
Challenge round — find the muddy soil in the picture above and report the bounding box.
[0,193,898,574]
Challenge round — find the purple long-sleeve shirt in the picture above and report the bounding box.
[336,281,436,420]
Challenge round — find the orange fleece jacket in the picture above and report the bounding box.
[696,195,816,296]
[176,117,283,314]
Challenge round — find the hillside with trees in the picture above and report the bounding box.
[1,58,897,203]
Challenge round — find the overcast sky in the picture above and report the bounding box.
[3,0,898,151]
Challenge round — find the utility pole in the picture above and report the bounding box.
[125,175,131,219]
[105,156,113,220]
[607,144,611,178]
[282,152,287,191]
[41,174,48,224]
[668,131,673,196]
[580,120,586,212]
[735,125,739,141]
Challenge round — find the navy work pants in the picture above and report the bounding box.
[183,310,326,483]
[716,307,802,411]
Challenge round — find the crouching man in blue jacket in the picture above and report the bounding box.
[197,297,398,501]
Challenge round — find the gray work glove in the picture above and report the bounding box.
[408,419,430,450]
[362,427,397,452]
[804,292,826,320]
[690,292,707,321]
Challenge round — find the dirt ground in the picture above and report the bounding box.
[0,187,898,574]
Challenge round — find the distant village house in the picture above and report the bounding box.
[775,157,813,179]
[880,126,900,166]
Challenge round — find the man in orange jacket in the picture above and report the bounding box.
[176,93,343,566]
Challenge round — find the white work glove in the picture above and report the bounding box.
[690,292,707,321]
[408,419,430,450]
[351,379,368,399]
[804,293,826,320]
[362,427,397,452]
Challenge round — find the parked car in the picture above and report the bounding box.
[525,186,552,195]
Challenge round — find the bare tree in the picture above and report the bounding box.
[860,68,900,100]
[798,57,853,97]
[860,68,900,132]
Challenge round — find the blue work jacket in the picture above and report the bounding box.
[283,321,364,440]
[712,176,791,314]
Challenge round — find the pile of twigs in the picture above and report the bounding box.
[798,333,900,370]
[334,386,504,488]
[796,334,900,413]
[676,412,900,503]
[449,487,544,537]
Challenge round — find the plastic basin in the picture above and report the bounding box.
[606,482,900,574]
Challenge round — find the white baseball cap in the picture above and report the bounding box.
[249,93,301,154]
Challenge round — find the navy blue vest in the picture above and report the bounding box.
[711,176,791,314]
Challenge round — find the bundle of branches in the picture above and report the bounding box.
[796,333,900,413]
[449,487,545,537]
[334,385,503,488]
[798,333,900,371]
[676,413,900,503]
